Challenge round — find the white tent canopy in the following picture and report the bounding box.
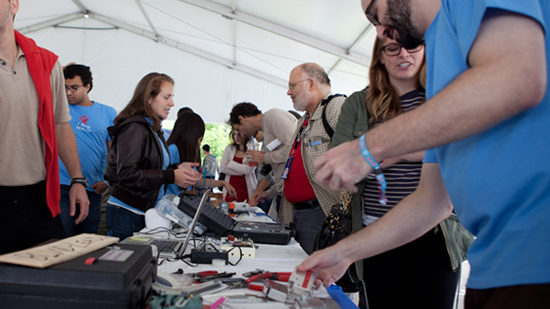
[15,0,377,124]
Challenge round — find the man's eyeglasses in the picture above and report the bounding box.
[288,78,310,91]
[381,43,423,57]
[65,84,84,92]
[365,0,381,26]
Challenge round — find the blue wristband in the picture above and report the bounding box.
[103,180,110,188]
[358,134,387,205]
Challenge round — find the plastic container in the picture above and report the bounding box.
[156,194,207,235]
[219,201,229,215]
[244,136,259,167]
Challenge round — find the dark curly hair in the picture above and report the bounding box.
[63,64,93,93]
[229,102,261,125]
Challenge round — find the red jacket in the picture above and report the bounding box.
[14,31,61,217]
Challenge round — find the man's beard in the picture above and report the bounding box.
[386,0,424,49]
[293,91,311,112]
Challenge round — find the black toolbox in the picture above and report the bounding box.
[0,243,156,309]
[179,194,292,245]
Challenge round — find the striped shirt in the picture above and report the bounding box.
[363,89,425,217]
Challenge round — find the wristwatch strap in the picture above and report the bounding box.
[70,177,88,187]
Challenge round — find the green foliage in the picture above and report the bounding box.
[201,123,232,164]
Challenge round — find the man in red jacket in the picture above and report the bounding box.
[0,0,89,254]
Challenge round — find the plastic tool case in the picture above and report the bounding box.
[0,244,156,309]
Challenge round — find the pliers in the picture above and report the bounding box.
[171,269,236,283]
[196,271,236,283]
[245,271,292,291]
[172,269,218,278]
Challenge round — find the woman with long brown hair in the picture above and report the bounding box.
[104,73,200,239]
[330,37,472,308]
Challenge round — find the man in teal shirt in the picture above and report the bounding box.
[300,0,549,307]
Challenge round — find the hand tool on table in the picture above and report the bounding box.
[195,272,236,283]
[245,271,292,291]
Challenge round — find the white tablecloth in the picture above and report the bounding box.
[136,228,330,308]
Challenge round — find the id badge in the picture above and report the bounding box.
[281,156,294,180]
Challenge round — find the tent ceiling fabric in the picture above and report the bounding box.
[15,0,376,124]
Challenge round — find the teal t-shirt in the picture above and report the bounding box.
[423,0,550,289]
[58,101,117,190]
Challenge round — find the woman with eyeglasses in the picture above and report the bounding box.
[104,73,201,239]
[331,37,473,308]
[220,130,257,203]
[165,112,236,197]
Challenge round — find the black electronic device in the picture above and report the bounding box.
[232,221,292,244]
[0,243,156,309]
[178,194,292,245]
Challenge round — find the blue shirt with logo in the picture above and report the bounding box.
[58,101,117,191]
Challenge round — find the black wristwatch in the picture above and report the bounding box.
[70,177,88,187]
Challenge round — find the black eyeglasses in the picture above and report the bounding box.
[65,84,84,92]
[365,0,381,26]
[381,43,423,57]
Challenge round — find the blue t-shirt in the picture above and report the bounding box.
[424,0,550,289]
[59,101,117,191]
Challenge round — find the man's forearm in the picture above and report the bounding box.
[266,185,279,199]
[339,163,453,263]
[255,179,270,193]
[56,122,83,178]
[367,13,546,163]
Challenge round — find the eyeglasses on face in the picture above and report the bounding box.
[381,43,423,57]
[365,0,381,26]
[288,78,310,91]
[65,84,84,92]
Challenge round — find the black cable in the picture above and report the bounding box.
[137,226,172,237]
[226,245,243,266]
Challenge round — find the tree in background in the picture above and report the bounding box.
[201,123,231,165]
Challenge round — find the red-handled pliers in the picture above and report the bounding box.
[246,272,292,291]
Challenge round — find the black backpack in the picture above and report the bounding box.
[320,93,347,138]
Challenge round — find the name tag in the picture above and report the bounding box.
[266,139,282,151]
[309,140,322,146]
[281,156,294,180]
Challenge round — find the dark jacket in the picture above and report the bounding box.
[332,90,473,271]
[105,115,175,212]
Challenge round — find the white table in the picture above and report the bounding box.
[136,228,331,308]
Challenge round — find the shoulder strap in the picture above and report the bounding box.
[321,93,347,138]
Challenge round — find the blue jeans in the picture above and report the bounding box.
[106,203,145,241]
[59,185,102,236]
[257,198,273,214]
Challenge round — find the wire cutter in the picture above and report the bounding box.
[196,272,236,283]
[245,271,292,291]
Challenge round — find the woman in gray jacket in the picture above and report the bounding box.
[331,37,473,309]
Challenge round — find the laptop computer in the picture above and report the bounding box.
[121,189,212,258]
